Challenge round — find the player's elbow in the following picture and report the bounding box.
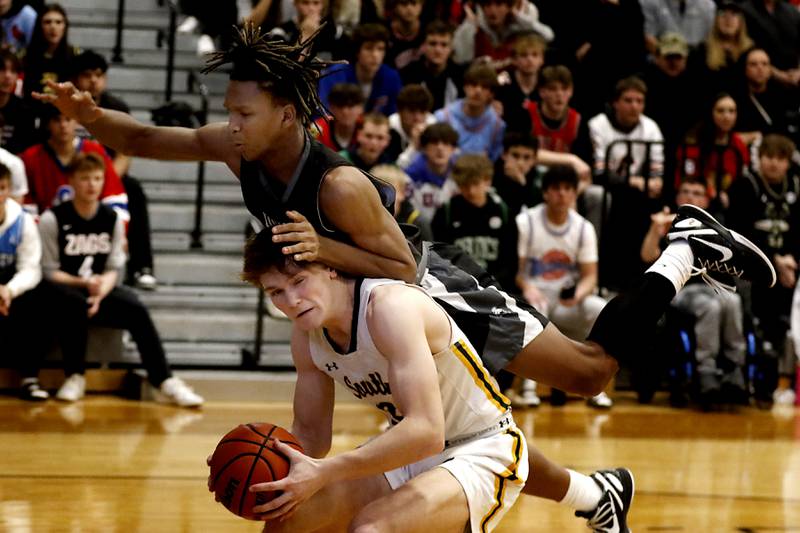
[398,260,418,284]
[418,421,446,457]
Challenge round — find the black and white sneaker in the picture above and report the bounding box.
[668,204,776,290]
[20,379,49,402]
[576,468,635,533]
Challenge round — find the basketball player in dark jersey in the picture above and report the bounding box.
[35,24,777,532]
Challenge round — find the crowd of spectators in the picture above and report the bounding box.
[0,0,799,411]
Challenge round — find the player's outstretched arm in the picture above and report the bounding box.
[317,167,417,282]
[34,81,236,165]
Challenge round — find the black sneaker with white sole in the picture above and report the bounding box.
[667,204,776,289]
[20,379,49,402]
[576,468,635,533]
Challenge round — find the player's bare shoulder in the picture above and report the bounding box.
[319,166,376,203]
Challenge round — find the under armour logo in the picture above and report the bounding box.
[325,362,338,372]
[499,418,509,428]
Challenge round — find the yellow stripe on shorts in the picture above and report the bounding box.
[479,428,524,532]
[451,340,511,413]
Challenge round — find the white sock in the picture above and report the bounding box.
[560,469,604,512]
[645,240,694,293]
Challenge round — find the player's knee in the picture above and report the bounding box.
[349,509,389,533]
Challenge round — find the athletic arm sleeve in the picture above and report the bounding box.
[577,220,599,264]
[516,211,531,259]
[104,216,127,273]
[6,213,41,298]
[38,210,61,278]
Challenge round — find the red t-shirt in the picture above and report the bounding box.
[21,139,129,221]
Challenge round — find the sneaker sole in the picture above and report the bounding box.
[679,204,776,287]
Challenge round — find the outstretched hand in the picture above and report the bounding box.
[32,80,102,124]
[250,439,327,522]
[272,211,321,262]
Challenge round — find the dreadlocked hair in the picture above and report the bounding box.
[202,22,343,126]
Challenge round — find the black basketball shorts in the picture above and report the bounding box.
[417,242,549,376]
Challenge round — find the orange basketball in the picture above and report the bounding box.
[209,422,303,520]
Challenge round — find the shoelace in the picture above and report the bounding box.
[584,498,617,531]
[690,264,737,294]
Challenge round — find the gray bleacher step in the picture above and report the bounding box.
[104,64,229,94]
[149,203,249,233]
[152,231,245,254]
[149,308,292,343]
[154,252,247,285]
[106,66,190,94]
[71,27,197,53]
[136,285,260,310]
[91,48,203,70]
[68,9,171,29]
[130,159,233,183]
[62,0,167,12]
[124,342,293,368]
[109,91,225,113]
[143,181,243,204]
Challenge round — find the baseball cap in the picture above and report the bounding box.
[658,32,689,58]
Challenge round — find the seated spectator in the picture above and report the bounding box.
[0,162,49,401]
[431,153,518,290]
[385,0,424,70]
[495,33,545,133]
[588,76,666,290]
[266,0,347,62]
[23,4,79,110]
[493,131,541,216]
[589,76,664,199]
[727,134,800,408]
[369,163,432,241]
[342,112,393,171]
[688,2,754,104]
[525,65,592,159]
[311,83,364,153]
[318,23,402,116]
[387,84,436,163]
[403,122,459,223]
[399,20,464,112]
[0,48,37,154]
[734,47,796,145]
[514,165,612,408]
[71,50,158,290]
[740,0,800,88]
[640,32,702,176]
[641,178,748,411]
[21,106,128,221]
[452,0,553,69]
[676,92,748,218]
[0,0,37,55]
[434,62,505,161]
[640,0,715,56]
[38,153,203,407]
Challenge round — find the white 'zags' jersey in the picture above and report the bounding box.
[308,278,510,440]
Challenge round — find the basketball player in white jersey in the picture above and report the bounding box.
[239,229,528,533]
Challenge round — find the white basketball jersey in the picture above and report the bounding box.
[308,278,511,441]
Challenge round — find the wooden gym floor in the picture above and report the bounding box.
[0,394,797,532]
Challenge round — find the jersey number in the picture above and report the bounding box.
[376,402,404,425]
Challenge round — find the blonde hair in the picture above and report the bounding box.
[370,164,410,191]
[705,12,753,71]
[451,153,493,186]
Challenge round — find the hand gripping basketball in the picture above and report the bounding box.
[208,423,304,520]
[249,439,328,522]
